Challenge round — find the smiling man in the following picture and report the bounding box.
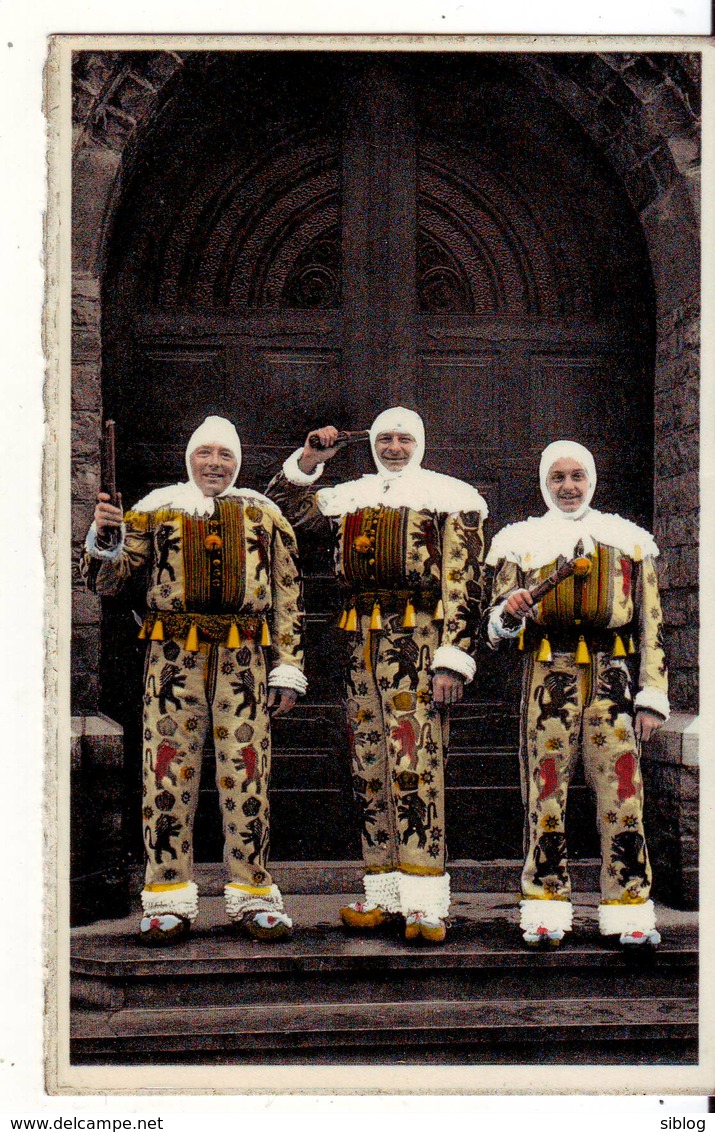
[267,407,488,943]
[486,440,668,950]
[81,416,307,946]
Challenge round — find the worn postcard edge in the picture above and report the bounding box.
[43,30,715,1097]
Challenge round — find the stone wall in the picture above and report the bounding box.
[642,713,699,910]
[653,297,700,714]
[71,273,103,714]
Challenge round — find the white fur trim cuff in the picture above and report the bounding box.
[364,870,401,914]
[399,872,451,919]
[141,881,199,922]
[634,687,670,721]
[267,664,308,695]
[519,898,573,933]
[487,601,524,646]
[432,646,476,684]
[224,883,285,921]
[85,521,126,560]
[598,899,656,936]
[282,448,324,485]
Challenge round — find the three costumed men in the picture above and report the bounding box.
[83,415,670,952]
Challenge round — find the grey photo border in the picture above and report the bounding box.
[44,30,715,1096]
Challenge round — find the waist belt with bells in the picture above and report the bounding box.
[520,623,637,664]
[338,589,445,633]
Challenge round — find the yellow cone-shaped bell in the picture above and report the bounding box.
[575,635,590,665]
[612,633,627,659]
[260,620,271,647]
[433,599,444,622]
[369,602,383,632]
[517,627,525,652]
[633,544,643,562]
[402,598,416,629]
[185,623,199,652]
[226,622,241,649]
[150,619,164,642]
[137,621,148,640]
[536,635,553,664]
[338,608,348,630]
[627,634,636,655]
[345,606,357,632]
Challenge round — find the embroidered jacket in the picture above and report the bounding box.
[486,515,669,719]
[266,458,487,683]
[81,492,306,692]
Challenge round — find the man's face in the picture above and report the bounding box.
[546,457,590,513]
[374,431,417,472]
[189,444,238,496]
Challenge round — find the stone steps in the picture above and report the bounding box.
[70,893,698,1065]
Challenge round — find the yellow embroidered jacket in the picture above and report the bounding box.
[486,514,669,719]
[266,464,487,683]
[81,492,306,691]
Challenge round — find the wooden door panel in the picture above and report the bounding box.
[101,54,655,866]
[259,349,345,441]
[417,353,499,446]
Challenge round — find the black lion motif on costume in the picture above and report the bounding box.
[145,813,182,863]
[397,792,437,850]
[597,666,633,726]
[146,663,187,715]
[533,831,569,888]
[533,672,577,731]
[610,831,648,888]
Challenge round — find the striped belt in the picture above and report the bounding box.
[344,588,442,616]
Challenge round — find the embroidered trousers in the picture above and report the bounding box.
[141,635,274,891]
[345,610,448,876]
[520,650,652,905]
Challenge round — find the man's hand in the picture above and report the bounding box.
[504,588,535,619]
[268,688,298,716]
[432,669,465,706]
[635,710,664,743]
[95,491,124,535]
[297,426,343,475]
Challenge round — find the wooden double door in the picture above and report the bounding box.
[100,51,655,864]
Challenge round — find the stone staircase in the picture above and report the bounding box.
[70,882,698,1066]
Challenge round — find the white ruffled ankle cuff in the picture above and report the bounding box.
[520,898,573,933]
[363,870,401,914]
[399,872,450,919]
[598,899,656,936]
[224,883,285,922]
[141,881,199,922]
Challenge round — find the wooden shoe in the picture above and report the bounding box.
[522,925,564,949]
[340,901,400,931]
[138,913,191,947]
[239,910,293,942]
[619,928,661,949]
[404,912,447,944]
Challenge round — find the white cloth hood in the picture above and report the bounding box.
[185,415,242,488]
[370,406,425,478]
[539,439,596,520]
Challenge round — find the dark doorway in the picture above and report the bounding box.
[100,52,656,867]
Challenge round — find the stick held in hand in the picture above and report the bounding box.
[308,429,370,450]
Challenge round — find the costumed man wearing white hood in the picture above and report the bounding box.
[81,416,307,945]
[267,409,488,943]
[486,441,668,949]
